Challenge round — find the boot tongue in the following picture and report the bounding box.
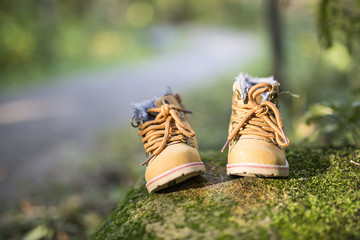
[233,81,263,104]
[233,81,279,105]
[132,89,174,123]
[139,94,177,122]
[154,94,181,108]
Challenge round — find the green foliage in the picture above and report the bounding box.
[92,147,360,240]
[304,99,360,145]
[317,0,360,53]
[276,2,360,145]
[0,0,264,89]
[311,0,360,146]
[318,0,332,48]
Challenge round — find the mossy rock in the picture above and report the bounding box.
[92,147,360,240]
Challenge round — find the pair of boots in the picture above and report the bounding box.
[131,73,290,193]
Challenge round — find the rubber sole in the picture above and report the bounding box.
[226,160,289,177]
[146,162,206,193]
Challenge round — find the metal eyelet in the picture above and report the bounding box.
[131,117,140,128]
[270,91,278,102]
[162,99,170,105]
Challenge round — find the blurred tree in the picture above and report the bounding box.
[302,0,360,146]
[317,0,360,53]
[265,0,285,86]
[169,0,190,23]
[36,0,57,66]
[317,0,360,90]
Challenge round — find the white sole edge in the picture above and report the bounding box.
[146,162,206,193]
[227,160,289,177]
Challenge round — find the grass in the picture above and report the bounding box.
[92,146,360,240]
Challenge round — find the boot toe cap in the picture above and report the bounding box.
[145,143,202,182]
[228,139,287,166]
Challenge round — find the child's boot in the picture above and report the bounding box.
[132,90,205,193]
[222,73,290,177]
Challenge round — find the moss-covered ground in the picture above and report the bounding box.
[91,147,360,240]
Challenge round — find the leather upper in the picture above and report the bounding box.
[139,93,201,182]
[227,81,289,166]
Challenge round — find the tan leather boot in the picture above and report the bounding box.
[221,74,290,177]
[132,91,205,193]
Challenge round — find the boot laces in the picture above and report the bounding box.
[138,104,194,166]
[221,82,290,152]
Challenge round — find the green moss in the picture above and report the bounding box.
[92,147,360,240]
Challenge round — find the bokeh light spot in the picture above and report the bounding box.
[324,42,352,71]
[126,2,154,28]
[89,31,122,58]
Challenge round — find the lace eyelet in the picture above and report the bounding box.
[270,91,278,102]
[131,117,140,128]
[162,99,170,105]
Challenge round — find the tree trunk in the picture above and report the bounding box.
[266,0,284,87]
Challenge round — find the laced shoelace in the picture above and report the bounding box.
[221,82,290,152]
[138,104,195,166]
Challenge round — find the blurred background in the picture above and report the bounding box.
[0,0,359,239]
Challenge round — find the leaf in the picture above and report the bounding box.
[22,225,53,240]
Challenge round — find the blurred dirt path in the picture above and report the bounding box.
[0,25,262,202]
